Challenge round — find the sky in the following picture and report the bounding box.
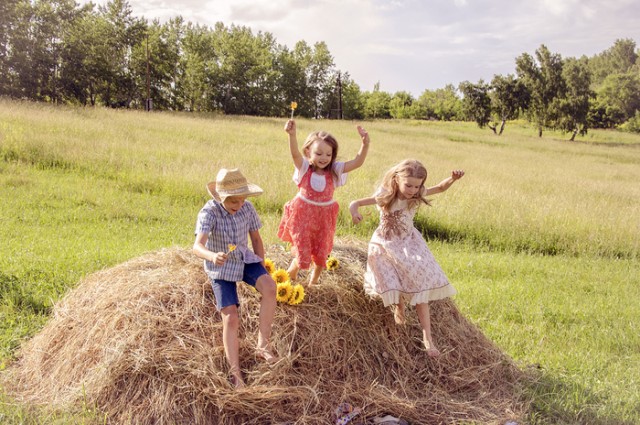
[82,0,640,96]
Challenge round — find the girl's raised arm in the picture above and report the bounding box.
[285,119,303,170]
[425,170,465,196]
[349,196,377,224]
[343,126,370,173]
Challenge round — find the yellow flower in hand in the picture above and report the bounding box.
[290,101,298,119]
[326,256,339,271]
[227,244,236,254]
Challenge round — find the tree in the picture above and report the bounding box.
[516,45,564,137]
[363,82,391,119]
[417,84,462,121]
[557,57,593,140]
[339,72,364,120]
[596,72,640,125]
[389,91,414,119]
[458,80,491,129]
[490,74,529,135]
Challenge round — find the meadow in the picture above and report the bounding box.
[0,97,639,424]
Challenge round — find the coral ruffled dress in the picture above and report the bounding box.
[364,198,456,306]
[278,159,347,269]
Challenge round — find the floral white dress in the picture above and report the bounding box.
[364,198,456,306]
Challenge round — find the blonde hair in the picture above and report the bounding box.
[376,159,431,211]
[302,131,340,181]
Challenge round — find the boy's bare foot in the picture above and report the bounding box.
[230,371,246,388]
[393,305,406,325]
[255,345,279,365]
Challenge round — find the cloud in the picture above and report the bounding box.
[79,0,640,94]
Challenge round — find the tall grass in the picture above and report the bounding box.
[1,98,639,424]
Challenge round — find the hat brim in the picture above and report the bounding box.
[206,182,263,201]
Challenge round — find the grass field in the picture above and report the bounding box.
[1,97,639,424]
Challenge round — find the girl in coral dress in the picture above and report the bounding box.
[278,119,371,286]
[349,159,464,357]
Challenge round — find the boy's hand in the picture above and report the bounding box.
[451,170,465,180]
[356,125,370,146]
[211,252,228,266]
[284,119,296,135]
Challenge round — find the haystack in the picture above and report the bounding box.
[4,240,526,424]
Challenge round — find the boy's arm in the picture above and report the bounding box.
[285,119,303,170]
[349,196,377,224]
[343,126,370,173]
[193,232,227,265]
[425,170,465,196]
[249,229,266,263]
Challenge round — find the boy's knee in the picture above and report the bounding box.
[221,307,240,329]
[257,275,276,297]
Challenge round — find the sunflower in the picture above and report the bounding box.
[326,256,339,271]
[264,258,275,274]
[271,268,290,284]
[288,284,305,305]
[276,281,293,303]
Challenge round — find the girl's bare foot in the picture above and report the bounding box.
[287,260,299,281]
[424,339,441,358]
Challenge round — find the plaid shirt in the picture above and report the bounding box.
[194,199,263,282]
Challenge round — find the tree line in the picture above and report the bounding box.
[1,0,639,137]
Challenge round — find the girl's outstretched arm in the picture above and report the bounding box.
[349,197,377,224]
[285,119,303,170]
[425,170,465,196]
[343,126,370,173]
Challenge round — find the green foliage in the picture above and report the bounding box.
[458,80,491,128]
[619,110,640,133]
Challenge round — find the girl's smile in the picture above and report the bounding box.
[307,140,333,170]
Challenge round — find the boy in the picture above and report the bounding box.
[193,168,277,388]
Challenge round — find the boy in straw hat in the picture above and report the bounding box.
[193,168,278,388]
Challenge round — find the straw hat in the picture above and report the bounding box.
[206,168,263,201]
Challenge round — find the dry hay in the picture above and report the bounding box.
[4,240,527,424]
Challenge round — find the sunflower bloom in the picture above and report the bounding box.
[276,281,293,303]
[272,268,290,284]
[264,258,275,274]
[326,256,339,271]
[288,284,305,305]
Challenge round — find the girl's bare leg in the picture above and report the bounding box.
[393,297,406,325]
[220,305,246,387]
[309,262,322,285]
[287,258,300,281]
[416,302,440,358]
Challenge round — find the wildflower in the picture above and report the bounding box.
[326,256,339,271]
[227,244,236,253]
[276,281,293,303]
[288,284,305,305]
[264,258,275,274]
[272,268,290,284]
[290,101,297,119]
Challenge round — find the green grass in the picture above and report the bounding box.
[1,98,639,424]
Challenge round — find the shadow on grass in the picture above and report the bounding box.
[522,366,638,425]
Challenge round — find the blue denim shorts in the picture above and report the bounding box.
[212,262,268,310]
